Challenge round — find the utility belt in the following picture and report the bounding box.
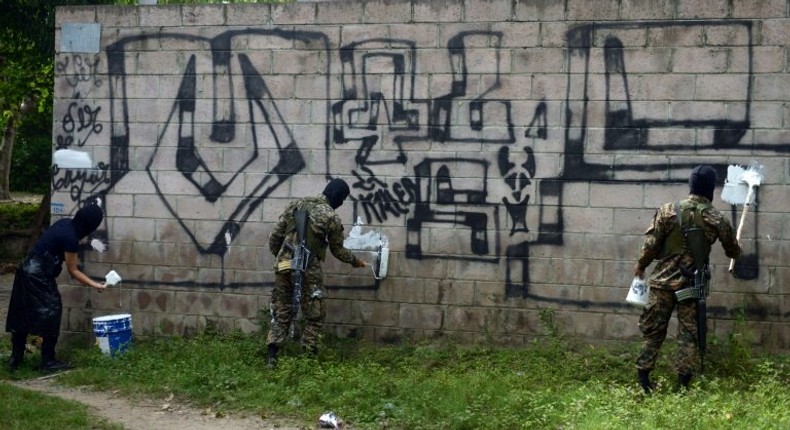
[675,264,711,302]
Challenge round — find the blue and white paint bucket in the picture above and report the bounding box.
[92,314,133,356]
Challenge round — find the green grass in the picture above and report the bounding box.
[2,329,789,429]
[0,383,123,430]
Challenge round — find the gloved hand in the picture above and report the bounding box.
[353,259,367,268]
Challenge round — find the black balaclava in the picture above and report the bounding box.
[323,178,350,209]
[689,165,717,201]
[72,204,104,239]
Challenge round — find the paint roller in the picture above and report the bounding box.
[371,245,389,280]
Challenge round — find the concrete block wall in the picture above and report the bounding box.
[53,0,790,350]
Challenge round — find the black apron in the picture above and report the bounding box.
[5,253,63,336]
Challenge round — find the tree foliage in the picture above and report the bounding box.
[0,0,291,199]
[0,1,61,198]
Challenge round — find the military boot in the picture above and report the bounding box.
[267,343,279,368]
[638,369,653,394]
[678,373,693,391]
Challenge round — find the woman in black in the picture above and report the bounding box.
[6,202,107,371]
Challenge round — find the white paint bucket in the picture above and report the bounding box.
[92,314,133,356]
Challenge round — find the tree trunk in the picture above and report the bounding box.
[0,113,18,201]
[25,192,50,253]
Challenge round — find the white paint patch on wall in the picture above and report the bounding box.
[345,217,390,279]
[344,217,389,250]
[53,149,93,169]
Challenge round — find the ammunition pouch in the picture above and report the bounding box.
[276,260,291,273]
[278,242,312,274]
[675,265,711,302]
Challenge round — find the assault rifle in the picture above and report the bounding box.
[286,209,311,339]
[674,201,712,372]
[677,264,711,372]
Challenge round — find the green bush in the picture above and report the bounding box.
[0,200,40,230]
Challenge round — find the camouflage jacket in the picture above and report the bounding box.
[269,195,358,270]
[636,194,741,291]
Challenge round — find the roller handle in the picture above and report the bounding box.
[729,186,754,273]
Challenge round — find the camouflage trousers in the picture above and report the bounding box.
[266,267,326,352]
[636,287,699,375]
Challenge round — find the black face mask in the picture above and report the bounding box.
[689,165,717,201]
[72,204,104,239]
[323,178,350,209]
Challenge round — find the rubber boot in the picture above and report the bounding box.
[267,343,279,368]
[678,373,693,391]
[39,335,72,373]
[638,369,653,394]
[8,332,26,371]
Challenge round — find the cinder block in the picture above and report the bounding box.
[399,303,443,329]
[568,311,604,338]
[218,293,257,318]
[139,5,181,27]
[567,0,619,21]
[134,290,174,313]
[603,312,640,339]
[620,0,674,20]
[464,0,512,23]
[56,6,97,25]
[446,306,488,332]
[413,0,463,23]
[316,0,364,24]
[364,0,412,24]
[271,2,316,25]
[513,0,564,21]
[182,5,225,26]
[676,0,729,19]
[97,6,139,27]
[226,4,271,26]
[351,300,399,326]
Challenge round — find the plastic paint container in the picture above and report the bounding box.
[92,314,133,356]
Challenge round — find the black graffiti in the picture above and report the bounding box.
[51,163,112,203]
[89,20,784,295]
[405,158,499,261]
[498,146,536,235]
[430,31,515,144]
[560,20,773,282]
[332,39,426,167]
[58,99,103,149]
[55,54,103,91]
[106,29,328,288]
[562,20,770,182]
[351,167,413,223]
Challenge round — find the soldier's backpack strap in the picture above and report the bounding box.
[675,199,711,271]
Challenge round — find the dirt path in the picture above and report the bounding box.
[8,376,301,430]
[1,271,309,430]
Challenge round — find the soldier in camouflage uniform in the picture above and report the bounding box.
[266,178,366,366]
[633,165,741,393]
